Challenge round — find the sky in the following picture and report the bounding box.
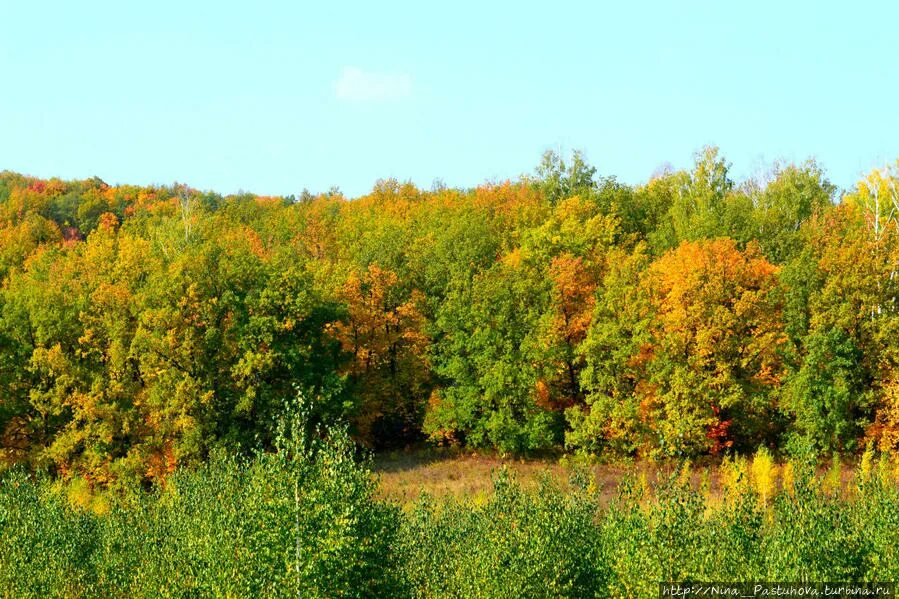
[1,1,897,198]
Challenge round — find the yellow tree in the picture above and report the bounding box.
[334,264,429,446]
[846,160,899,243]
[526,196,617,409]
[639,238,785,456]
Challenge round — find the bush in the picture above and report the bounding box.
[0,423,401,598]
[3,450,899,597]
[398,468,606,598]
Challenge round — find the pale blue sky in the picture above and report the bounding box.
[1,1,897,197]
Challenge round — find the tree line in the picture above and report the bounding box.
[1,148,898,485]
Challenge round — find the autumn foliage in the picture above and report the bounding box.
[1,152,899,484]
[638,239,785,456]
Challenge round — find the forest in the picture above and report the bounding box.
[3,148,899,481]
[2,149,899,595]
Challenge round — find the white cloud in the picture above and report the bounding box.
[335,67,412,102]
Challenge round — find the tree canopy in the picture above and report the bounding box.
[1,149,898,484]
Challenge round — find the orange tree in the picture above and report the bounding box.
[574,238,785,457]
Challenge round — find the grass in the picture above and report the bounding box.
[372,447,865,505]
[374,449,584,503]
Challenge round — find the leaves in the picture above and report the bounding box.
[1,152,899,474]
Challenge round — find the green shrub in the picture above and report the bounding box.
[0,424,401,598]
[398,468,606,598]
[3,452,899,597]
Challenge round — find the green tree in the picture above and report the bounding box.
[750,160,836,263]
[425,258,558,453]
